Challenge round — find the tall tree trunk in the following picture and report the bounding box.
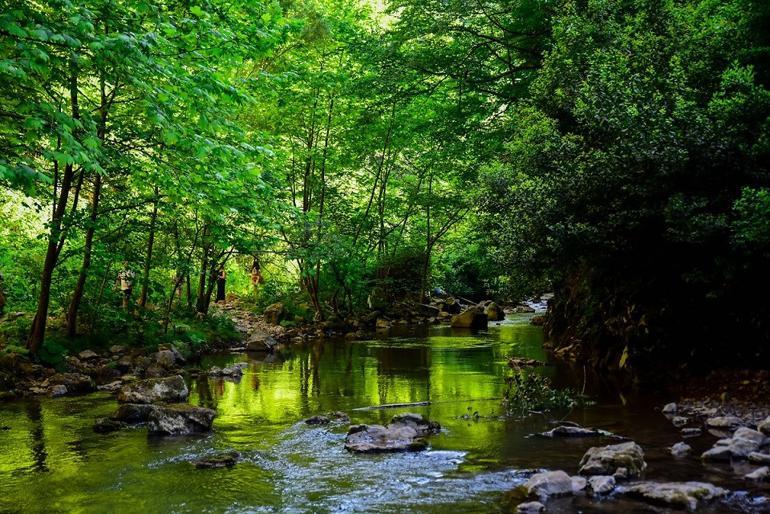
[66,75,109,337]
[27,64,80,353]
[139,187,159,308]
[195,226,211,314]
[419,175,433,303]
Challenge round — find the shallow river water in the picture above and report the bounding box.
[1,315,768,513]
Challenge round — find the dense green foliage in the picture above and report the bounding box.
[2,0,769,369]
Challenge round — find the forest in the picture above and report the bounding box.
[1,0,770,512]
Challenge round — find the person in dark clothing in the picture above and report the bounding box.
[216,269,226,303]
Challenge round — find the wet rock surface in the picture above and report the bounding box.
[305,411,350,425]
[524,470,573,500]
[344,413,440,453]
[117,375,188,404]
[192,451,240,469]
[147,404,216,435]
[578,441,646,478]
[620,481,728,511]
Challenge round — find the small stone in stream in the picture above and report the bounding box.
[759,416,770,436]
[621,481,728,511]
[681,427,702,438]
[578,441,646,478]
[344,413,440,453]
[524,470,573,500]
[734,427,766,446]
[78,350,99,360]
[587,475,615,495]
[93,418,128,433]
[208,363,247,378]
[516,501,545,513]
[671,416,689,428]
[571,476,587,493]
[701,446,732,461]
[192,451,240,469]
[538,425,617,438]
[613,467,629,480]
[305,411,350,425]
[745,466,769,481]
[749,452,770,465]
[671,442,692,457]
[117,375,188,404]
[147,404,216,435]
[715,438,731,446]
[662,402,677,414]
[705,416,743,431]
[48,384,67,397]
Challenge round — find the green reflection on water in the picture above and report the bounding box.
[0,316,549,513]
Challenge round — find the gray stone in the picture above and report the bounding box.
[571,476,587,493]
[578,441,646,478]
[749,452,770,465]
[662,402,677,414]
[525,470,573,500]
[681,427,702,438]
[701,446,733,461]
[344,413,440,453]
[588,475,615,495]
[48,384,68,397]
[147,404,216,435]
[745,466,769,481]
[245,332,278,352]
[78,349,99,360]
[97,380,123,392]
[43,373,95,394]
[758,416,770,436]
[208,362,247,378]
[192,451,240,469]
[112,403,156,423]
[622,481,728,511]
[516,501,545,513]
[705,416,743,431]
[671,442,692,457]
[117,375,188,404]
[154,349,176,368]
[263,303,285,325]
[734,427,766,446]
[671,416,689,428]
[538,425,609,438]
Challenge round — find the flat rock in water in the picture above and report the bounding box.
[117,375,188,404]
[578,441,646,478]
[524,470,573,500]
[147,404,216,435]
[705,416,743,431]
[538,425,619,439]
[745,466,769,481]
[681,427,702,438]
[621,481,727,511]
[516,501,545,513]
[192,451,240,469]
[208,363,247,378]
[305,411,350,425]
[344,413,440,453]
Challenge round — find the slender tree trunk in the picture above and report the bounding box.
[196,225,211,314]
[139,187,159,308]
[27,64,80,354]
[66,76,109,337]
[419,175,433,303]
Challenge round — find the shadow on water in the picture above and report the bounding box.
[0,314,767,512]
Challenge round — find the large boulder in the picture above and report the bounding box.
[112,403,156,423]
[344,413,440,453]
[245,332,277,352]
[484,302,506,321]
[450,306,488,329]
[578,441,646,478]
[147,404,216,435]
[263,303,285,325]
[154,349,176,369]
[621,481,728,511]
[117,375,188,404]
[524,470,572,500]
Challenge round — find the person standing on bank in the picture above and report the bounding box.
[216,268,226,303]
[118,264,135,310]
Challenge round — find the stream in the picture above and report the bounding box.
[0,314,768,512]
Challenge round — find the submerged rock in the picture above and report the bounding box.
[305,411,350,425]
[578,441,646,478]
[524,470,573,500]
[344,413,440,453]
[117,375,188,404]
[537,425,618,439]
[621,481,728,511]
[147,404,216,435]
[192,451,240,469]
